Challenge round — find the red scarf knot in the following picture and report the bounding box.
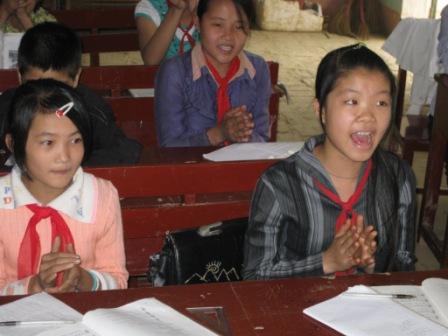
[166,0,196,54]
[18,204,75,286]
[205,56,241,124]
[178,21,195,55]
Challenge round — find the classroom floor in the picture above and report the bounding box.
[99,29,446,271]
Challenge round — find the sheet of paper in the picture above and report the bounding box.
[0,292,82,336]
[203,142,304,162]
[303,285,448,336]
[1,33,24,69]
[128,88,154,97]
[82,298,218,336]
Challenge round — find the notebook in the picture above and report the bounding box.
[0,292,217,336]
[303,280,448,336]
[372,277,448,327]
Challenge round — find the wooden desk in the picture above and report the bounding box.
[418,74,448,267]
[1,270,447,335]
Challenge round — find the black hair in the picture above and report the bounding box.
[197,0,255,34]
[18,22,82,80]
[314,44,398,146]
[7,79,92,170]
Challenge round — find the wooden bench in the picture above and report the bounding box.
[51,8,139,66]
[85,159,277,286]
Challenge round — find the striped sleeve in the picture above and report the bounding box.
[242,171,325,280]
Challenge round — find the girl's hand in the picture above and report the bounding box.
[352,215,377,271]
[168,0,189,11]
[323,219,359,274]
[221,106,254,142]
[3,0,20,15]
[28,236,81,293]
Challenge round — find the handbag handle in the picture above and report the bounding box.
[197,222,223,237]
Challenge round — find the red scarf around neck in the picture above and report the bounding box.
[314,159,373,275]
[18,204,75,287]
[205,56,241,123]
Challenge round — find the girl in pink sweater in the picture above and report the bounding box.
[0,79,128,295]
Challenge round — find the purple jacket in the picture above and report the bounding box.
[155,45,271,147]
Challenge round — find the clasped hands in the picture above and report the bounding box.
[28,236,94,294]
[207,105,254,145]
[323,215,378,275]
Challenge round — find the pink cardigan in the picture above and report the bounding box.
[0,173,128,295]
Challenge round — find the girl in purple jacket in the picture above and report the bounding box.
[155,0,271,147]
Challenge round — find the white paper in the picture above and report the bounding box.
[0,292,82,336]
[0,294,217,336]
[82,298,217,336]
[303,285,448,336]
[203,142,304,162]
[372,285,441,325]
[128,88,154,97]
[373,278,448,327]
[1,32,24,69]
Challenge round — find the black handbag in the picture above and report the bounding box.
[147,218,248,286]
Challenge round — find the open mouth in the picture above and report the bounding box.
[218,44,233,53]
[351,131,373,148]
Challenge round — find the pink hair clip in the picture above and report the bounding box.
[55,102,74,118]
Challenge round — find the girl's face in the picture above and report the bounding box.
[318,67,392,164]
[22,111,84,204]
[199,0,248,75]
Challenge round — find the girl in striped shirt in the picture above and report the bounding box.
[243,45,416,279]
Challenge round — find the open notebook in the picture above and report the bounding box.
[372,277,448,327]
[0,293,217,336]
[303,278,448,336]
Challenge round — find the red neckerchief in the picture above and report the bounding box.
[18,204,75,287]
[167,0,196,54]
[178,20,195,54]
[205,56,241,124]
[314,159,373,275]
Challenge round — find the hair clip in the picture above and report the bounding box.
[55,102,74,118]
[353,43,366,49]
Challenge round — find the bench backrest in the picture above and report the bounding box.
[85,160,276,285]
[51,8,139,66]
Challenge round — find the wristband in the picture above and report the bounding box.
[88,271,100,291]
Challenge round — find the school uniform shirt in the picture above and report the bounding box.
[134,0,199,60]
[0,85,142,165]
[243,135,417,280]
[155,44,271,147]
[0,166,128,295]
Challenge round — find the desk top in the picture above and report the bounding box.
[1,270,447,335]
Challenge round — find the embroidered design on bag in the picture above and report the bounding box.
[185,261,240,284]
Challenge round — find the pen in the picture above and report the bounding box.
[0,320,77,326]
[342,292,415,299]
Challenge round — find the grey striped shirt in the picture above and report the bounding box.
[243,135,417,280]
